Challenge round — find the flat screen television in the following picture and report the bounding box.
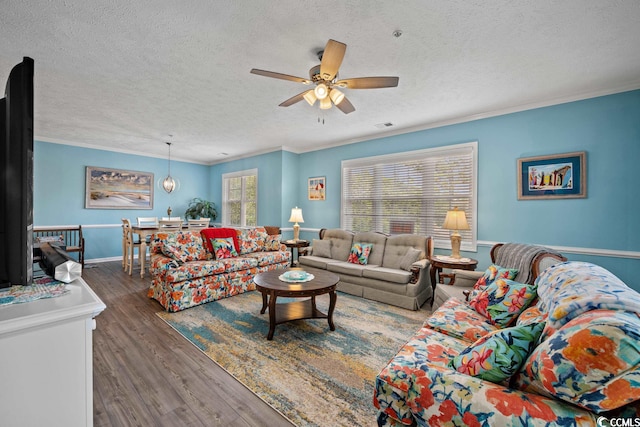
[0,57,34,288]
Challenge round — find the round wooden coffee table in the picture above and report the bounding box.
[254,268,339,340]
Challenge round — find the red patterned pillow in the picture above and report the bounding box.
[201,227,239,254]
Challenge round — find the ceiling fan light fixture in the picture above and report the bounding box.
[314,83,329,99]
[329,88,345,105]
[319,97,332,110]
[303,90,317,106]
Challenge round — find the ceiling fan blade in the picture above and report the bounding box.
[334,76,399,89]
[319,39,346,81]
[250,69,312,84]
[279,90,309,107]
[335,96,355,114]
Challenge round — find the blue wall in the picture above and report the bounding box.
[33,90,640,288]
[34,142,210,261]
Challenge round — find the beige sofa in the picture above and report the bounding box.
[298,229,432,310]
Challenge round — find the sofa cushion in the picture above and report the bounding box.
[425,298,498,343]
[264,234,281,251]
[469,278,537,327]
[449,321,545,383]
[298,255,340,270]
[240,250,290,267]
[362,266,411,284]
[323,229,354,261]
[382,234,426,270]
[399,247,422,271]
[536,261,640,329]
[312,239,331,258]
[327,261,369,277]
[352,231,387,265]
[211,237,238,259]
[237,227,268,255]
[348,242,374,265]
[157,231,209,263]
[515,309,640,413]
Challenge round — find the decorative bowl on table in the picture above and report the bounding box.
[279,270,314,283]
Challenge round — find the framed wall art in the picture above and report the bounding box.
[85,166,154,209]
[517,151,586,200]
[308,176,326,201]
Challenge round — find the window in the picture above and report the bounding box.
[222,169,257,227]
[341,142,477,251]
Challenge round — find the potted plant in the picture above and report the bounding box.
[184,198,218,220]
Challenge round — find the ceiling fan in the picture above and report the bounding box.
[250,39,399,114]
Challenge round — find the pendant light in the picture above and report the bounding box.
[162,142,176,193]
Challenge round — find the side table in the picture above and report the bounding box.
[283,240,309,266]
[429,255,478,294]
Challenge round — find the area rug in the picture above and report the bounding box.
[156,291,429,427]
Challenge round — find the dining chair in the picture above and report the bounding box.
[187,218,210,230]
[122,218,143,275]
[158,219,183,231]
[137,216,159,227]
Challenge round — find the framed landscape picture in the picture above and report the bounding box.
[85,166,154,209]
[308,176,326,200]
[517,151,586,200]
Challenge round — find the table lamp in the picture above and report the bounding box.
[289,207,304,241]
[442,207,470,259]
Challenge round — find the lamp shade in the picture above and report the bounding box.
[329,88,345,105]
[442,207,470,231]
[303,90,317,106]
[314,83,328,100]
[288,207,304,223]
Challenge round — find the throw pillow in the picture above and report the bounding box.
[201,227,239,254]
[467,264,520,301]
[399,247,422,271]
[347,242,373,265]
[312,239,331,258]
[473,264,519,290]
[211,237,239,259]
[264,234,281,251]
[449,321,545,383]
[468,278,537,327]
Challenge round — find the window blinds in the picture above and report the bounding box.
[341,142,477,250]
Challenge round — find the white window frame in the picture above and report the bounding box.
[222,168,258,227]
[341,142,477,252]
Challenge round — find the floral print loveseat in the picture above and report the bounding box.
[148,227,290,312]
[374,261,640,426]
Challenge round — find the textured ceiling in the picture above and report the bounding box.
[2,0,639,164]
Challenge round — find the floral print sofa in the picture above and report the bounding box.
[148,227,291,312]
[374,261,640,426]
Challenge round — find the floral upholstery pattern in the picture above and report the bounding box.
[347,242,373,265]
[156,231,210,263]
[236,227,268,255]
[149,227,291,312]
[450,321,545,383]
[515,309,640,413]
[536,261,640,329]
[375,261,640,426]
[211,237,238,259]
[469,278,537,327]
[425,297,498,342]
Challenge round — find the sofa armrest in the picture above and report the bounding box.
[446,269,482,287]
[409,258,430,284]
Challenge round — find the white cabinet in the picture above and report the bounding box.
[0,278,106,427]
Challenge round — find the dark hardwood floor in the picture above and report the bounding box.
[86,261,295,427]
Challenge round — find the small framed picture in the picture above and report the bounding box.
[517,151,586,200]
[308,176,326,200]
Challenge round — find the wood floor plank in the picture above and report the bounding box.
[85,261,295,427]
